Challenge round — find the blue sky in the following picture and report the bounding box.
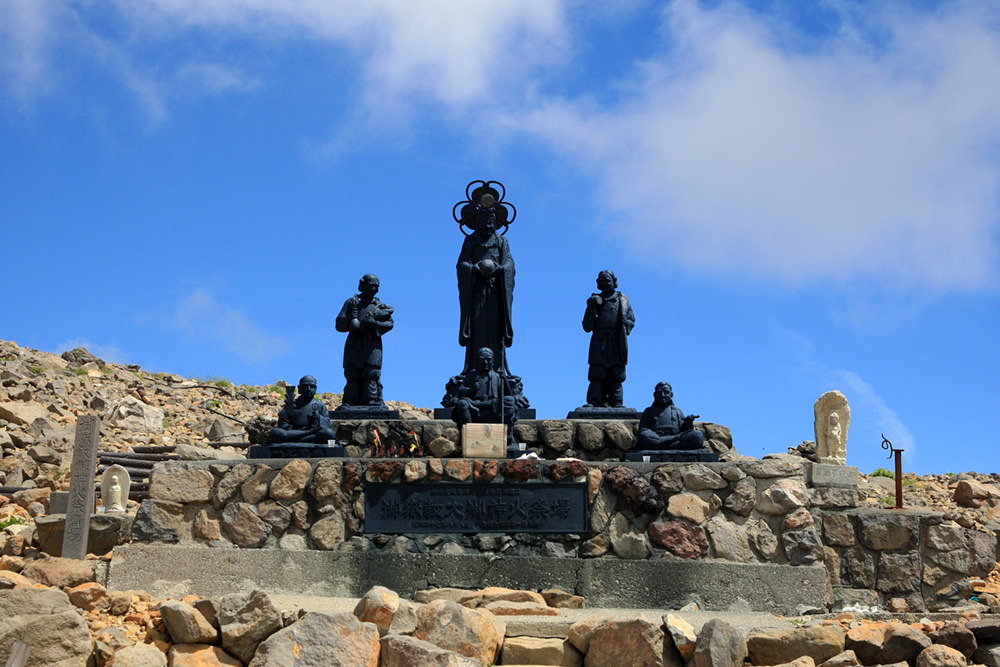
[2,0,998,475]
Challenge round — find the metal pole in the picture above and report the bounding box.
[881,434,905,510]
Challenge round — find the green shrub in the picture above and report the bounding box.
[0,516,26,529]
[871,467,895,480]
[27,365,44,375]
[72,366,88,376]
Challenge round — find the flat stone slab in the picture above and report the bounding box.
[566,407,639,419]
[626,450,719,463]
[434,407,537,420]
[808,463,859,489]
[105,545,829,615]
[249,444,347,459]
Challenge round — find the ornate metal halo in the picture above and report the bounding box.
[453,179,516,236]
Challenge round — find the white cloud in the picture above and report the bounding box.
[173,63,259,96]
[0,0,58,105]
[173,288,289,364]
[835,369,916,466]
[507,0,1000,291]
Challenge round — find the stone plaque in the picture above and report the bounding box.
[366,482,588,533]
[461,423,507,458]
[62,415,100,559]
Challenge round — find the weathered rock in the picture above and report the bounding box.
[664,613,697,660]
[212,463,253,509]
[684,464,727,491]
[652,466,684,496]
[965,619,1000,644]
[414,599,504,665]
[758,479,810,515]
[648,519,708,559]
[310,513,347,550]
[822,515,856,546]
[579,534,609,558]
[877,552,921,592]
[930,622,977,658]
[269,458,312,501]
[604,421,634,450]
[747,625,846,665]
[241,466,272,504]
[501,635,582,666]
[169,644,242,666]
[816,649,860,667]
[66,581,110,612]
[353,585,418,636]
[567,612,616,654]
[444,459,472,482]
[248,611,379,667]
[542,589,587,609]
[610,513,650,559]
[20,554,94,587]
[0,588,94,667]
[458,586,547,608]
[881,623,933,664]
[257,500,292,534]
[159,599,219,644]
[35,512,134,556]
[857,513,918,550]
[586,617,666,667]
[0,401,52,426]
[113,644,169,667]
[540,420,574,453]
[149,464,214,503]
[132,499,182,542]
[693,618,747,667]
[576,422,604,452]
[309,460,343,500]
[220,501,271,548]
[782,529,825,565]
[747,519,780,561]
[667,492,711,524]
[379,633,480,667]
[954,479,1000,508]
[706,516,752,562]
[484,599,559,615]
[845,622,892,665]
[219,589,283,664]
[428,436,458,458]
[107,395,165,433]
[724,476,757,516]
[915,644,967,667]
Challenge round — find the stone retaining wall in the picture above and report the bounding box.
[132,456,997,612]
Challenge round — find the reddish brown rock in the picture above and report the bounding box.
[367,460,403,482]
[483,600,559,616]
[930,622,977,658]
[343,461,363,492]
[547,460,588,481]
[379,634,479,667]
[473,459,499,482]
[916,644,967,667]
[169,644,242,666]
[67,581,110,612]
[542,588,586,609]
[444,459,472,482]
[502,459,540,480]
[501,636,583,666]
[747,625,846,666]
[159,599,219,644]
[953,480,1000,508]
[353,585,408,636]
[458,586,547,608]
[648,519,709,559]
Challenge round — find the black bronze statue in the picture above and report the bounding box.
[583,270,634,408]
[636,382,705,450]
[269,375,336,444]
[445,347,516,444]
[335,274,394,406]
[440,181,530,419]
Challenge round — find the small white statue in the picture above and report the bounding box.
[814,390,849,465]
[101,464,130,512]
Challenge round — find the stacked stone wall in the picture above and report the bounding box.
[132,456,997,612]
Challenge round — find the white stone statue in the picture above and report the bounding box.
[101,464,130,513]
[814,390,850,465]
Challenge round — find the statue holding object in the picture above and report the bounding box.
[636,382,705,450]
[269,375,336,444]
[335,274,394,406]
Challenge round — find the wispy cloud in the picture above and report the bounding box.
[507,0,1000,291]
[835,369,917,466]
[0,0,58,106]
[172,288,289,364]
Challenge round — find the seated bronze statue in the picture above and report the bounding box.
[446,347,516,440]
[269,375,336,445]
[636,382,705,450]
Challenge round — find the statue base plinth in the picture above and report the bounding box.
[331,405,401,420]
[567,407,639,419]
[625,450,718,463]
[434,407,536,420]
[250,444,347,459]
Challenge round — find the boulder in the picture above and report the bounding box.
[220,502,271,548]
[501,636,583,666]
[159,599,219,644]
[107,395,165,433]
[929,622,977,658]
[113,644,169,667]
[0,588,94,667]
[693,618,747,667]
[954,480,1000,508]
[354,585,417,636]
[149,464,215,503]
[916,644,968,667]
[747,625,846,665]
[665,613,698,660]
[379,634,480,667]
[20,554,95,587]
[667,493,711,524]
[67,581,111,612]
[880,624,932,665]
[845,621,892,665]
[457,586,547,608]
[269,459,312,501]
[758,479,810,515]
[219,589,283,664]
[585,617,667,667]
[413,599,504,665]
[248,612,379,667]
[0,401,51,426]
[169,644,242,666]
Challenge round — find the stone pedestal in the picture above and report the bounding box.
[566,406,639,419]
[434,407,536,420]
[249,444,347,459]
[331,405,400,420]
[625,450,719,463]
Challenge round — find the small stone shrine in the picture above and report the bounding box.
[332,273,399,420]
[437,180,532,426]
[814,389,849,465]
[100,464,130,512]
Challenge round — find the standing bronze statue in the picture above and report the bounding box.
[583,270,634,408]
[440,180,531,421]
[335,274,394,406]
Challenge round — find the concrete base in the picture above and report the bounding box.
[106,545,830,615]
[808,463,859,489]
[330,406,401,420]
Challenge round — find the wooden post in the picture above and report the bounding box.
[893,449,904,510]
[62,415,100,559]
